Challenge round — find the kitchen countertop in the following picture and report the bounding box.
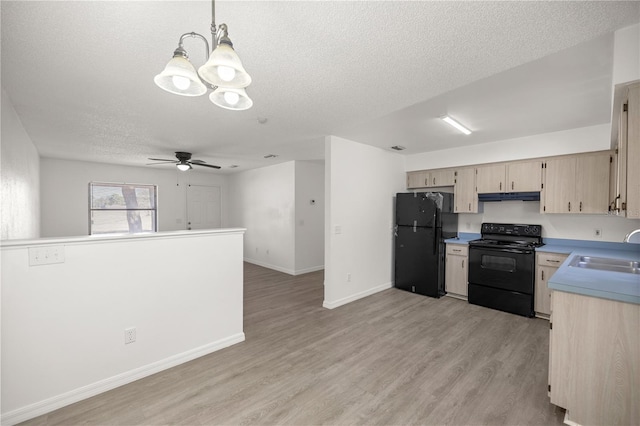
[543,244,639,305]
[445,234,639,305]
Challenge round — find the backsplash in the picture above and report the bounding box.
[457,200,640,243]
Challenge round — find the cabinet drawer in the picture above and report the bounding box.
[446,244,468,256]
[537,252,568,267]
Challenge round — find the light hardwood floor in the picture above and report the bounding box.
[22,262,565,425]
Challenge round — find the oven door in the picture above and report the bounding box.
[468,246,535,294]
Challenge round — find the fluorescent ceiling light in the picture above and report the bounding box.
[442,116,472,135]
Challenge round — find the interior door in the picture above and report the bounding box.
[187,185,221,230]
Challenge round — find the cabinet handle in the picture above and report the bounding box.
[511,181,514,190]
[433,177,436,185]
[468,203,471,211]
[500,182,502,191]
[568,202,571,212]
[542,270,545,280]
[453,249,461,252]
[425,178,428,186]
[548,260,560,263]
[579,201,583,212]
[462,259,464,268]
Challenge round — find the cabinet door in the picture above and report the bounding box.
[627,83,640,218]
[476,164,506,193]
[575,152,611,214]
[407,171,429,189]
[454,168,478,213]
[430,168,455,187]
[507,160,543,192]
[543,157,576,213]
[445,254,467,296]
[535,265,556,316]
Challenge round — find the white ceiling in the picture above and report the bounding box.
[2,1,639,173]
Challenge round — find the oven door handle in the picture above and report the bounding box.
[469,246,533,255]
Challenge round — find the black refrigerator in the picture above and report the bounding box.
[394,192,458,297]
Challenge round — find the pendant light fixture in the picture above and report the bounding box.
[154,0,252,110]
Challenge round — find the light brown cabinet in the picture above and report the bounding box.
[407,169,455,189]
[445,243,468,298]
[507,160,543,192]
[475,160,543,194]
[627,83,640,217]
[406,170,429,189]
[475,164,505,193]
[534,252,568,317]
[542,151,611,214]
[429,168,455,187]
[453,168,478,213]
[549,290,639,425]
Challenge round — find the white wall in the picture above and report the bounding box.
[1,89,40,240]
[458,201,640,242]
[227,160,325,275]
[295,161,325,273]
[324,136,406,309]
[1,229,245,424]
[228,161,296,273]
[40,158,230,238]
[405,124,610,171]
[613,23,640,87]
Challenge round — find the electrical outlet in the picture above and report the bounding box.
[28,246,65,266]
[125,327,136,344]
[594,228,602,238]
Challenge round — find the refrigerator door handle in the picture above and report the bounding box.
[413,220,417,232]
[432,210,437,254]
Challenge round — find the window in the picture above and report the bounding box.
[89,182,157,235]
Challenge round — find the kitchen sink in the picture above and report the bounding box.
[568,255,640,275]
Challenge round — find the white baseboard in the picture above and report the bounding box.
[1,333,245,426]
[244,258,323,276]
[322,282,392,309]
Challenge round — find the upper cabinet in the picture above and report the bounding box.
[475,160,542,193]
[475,164,505,193]
[628,83,640,218]
[542,151,612,214]
[406,171,429,189]
[507,160,543,192]
[407,168,455,189]
[454,167,478,213]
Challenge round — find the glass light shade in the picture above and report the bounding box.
[209,87,253,110]
[177,162,191,171]
[198,43,251,88]
[154,56,207,96]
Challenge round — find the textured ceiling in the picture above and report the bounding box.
[1,1,639,172]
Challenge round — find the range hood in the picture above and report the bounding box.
[478,192,540,202]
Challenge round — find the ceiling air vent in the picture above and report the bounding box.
[391,146,406,151]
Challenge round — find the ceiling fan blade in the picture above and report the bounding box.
[146,161,177,166]
[191,162,221,169]
[148,157,176,162]
[190,159,206,164]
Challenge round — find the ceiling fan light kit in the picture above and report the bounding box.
[154,0,252,110]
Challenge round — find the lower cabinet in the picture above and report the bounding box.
[534,252,568,317]
[549,290,639,425]
[445,243,468,298]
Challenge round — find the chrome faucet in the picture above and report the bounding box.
[623,229,640,243]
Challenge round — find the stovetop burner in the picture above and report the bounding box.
[469,223,544,249]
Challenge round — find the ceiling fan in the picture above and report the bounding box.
[147,152,221,171]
